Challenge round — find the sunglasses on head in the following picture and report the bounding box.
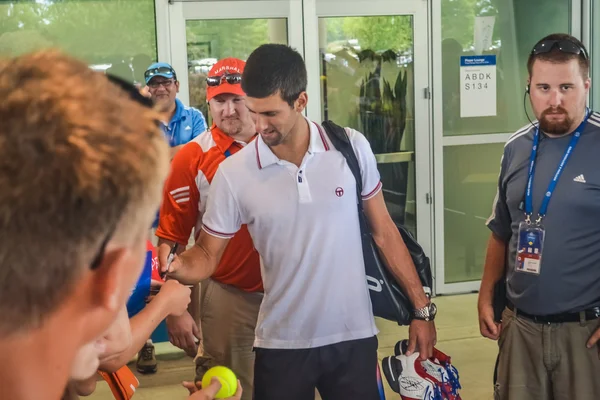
[206,72,242,87]
[531,39,588,60]
[144,66,176,81]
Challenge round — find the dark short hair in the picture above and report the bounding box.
[242,44,307,107]
[527,33,589,78]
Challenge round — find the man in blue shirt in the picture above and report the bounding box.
[145,62,207,158]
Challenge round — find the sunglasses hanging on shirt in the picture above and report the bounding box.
[206,72,242,87]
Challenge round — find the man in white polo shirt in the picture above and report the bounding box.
[166,44,436,400]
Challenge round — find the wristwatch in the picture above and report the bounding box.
[412,302,437,321]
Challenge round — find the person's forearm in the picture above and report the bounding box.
[99,297,170,373]
[100,307,131,364]
[188,284,201,324]
[479,233,507,305]
[171,243,219,285]
[72,376,98,397]
[157,237,187,262]
[157,237,177,249]
[373,226,429,309]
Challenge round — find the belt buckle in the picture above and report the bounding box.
[588,308,600,320]
[534,314,551,324]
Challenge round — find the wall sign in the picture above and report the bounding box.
[460,55,497,118]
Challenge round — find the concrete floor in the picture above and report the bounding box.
[88,293,497,399]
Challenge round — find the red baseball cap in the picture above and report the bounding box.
[206,58,246,102]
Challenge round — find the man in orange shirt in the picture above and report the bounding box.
[156,57,261,400]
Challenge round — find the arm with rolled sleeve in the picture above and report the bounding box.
[167,166,241,285]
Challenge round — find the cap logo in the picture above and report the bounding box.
[211,65,242,76]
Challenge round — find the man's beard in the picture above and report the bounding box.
[260,129,285,147]
[538,107,573,135]
[220,118,243,136]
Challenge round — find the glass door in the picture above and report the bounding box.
[304,0,434,279]
[432,0,575,294]
[165,0,303,112]
[163,0,433,290]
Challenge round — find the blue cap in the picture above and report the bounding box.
[144,62,177,85]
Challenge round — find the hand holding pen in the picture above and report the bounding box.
[160,243,179,280]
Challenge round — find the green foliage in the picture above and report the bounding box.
[341,16,412,52]
[322,1,498,54]
[186,18,286,61]
[0,0,157,63]
[356,53,408,154]
[441,0,498,48]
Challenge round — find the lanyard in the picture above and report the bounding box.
[224,149,232,158]
[525,110,589,222]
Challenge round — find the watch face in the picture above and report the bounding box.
[429,303,437,317]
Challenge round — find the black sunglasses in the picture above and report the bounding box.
[531,39,588,60]
[206,72,242,87]
[90,229,113,270]
[107,74,154,108]
[144,66,177,81]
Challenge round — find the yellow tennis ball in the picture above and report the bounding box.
[201,366,237,398]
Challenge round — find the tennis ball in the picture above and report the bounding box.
[201,366,238,398]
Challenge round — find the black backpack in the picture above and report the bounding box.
[321,120,433,325]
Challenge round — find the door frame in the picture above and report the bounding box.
[160,0,304,106]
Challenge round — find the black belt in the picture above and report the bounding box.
[507,302,600,324]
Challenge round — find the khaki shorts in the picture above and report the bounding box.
[194,278,262,400]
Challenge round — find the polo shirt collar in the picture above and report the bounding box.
[169,98,185,124]
[255,116,330,169]
[211,124,236,153]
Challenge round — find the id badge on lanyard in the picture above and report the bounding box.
[516,221,545,274]
[516,111,588,274]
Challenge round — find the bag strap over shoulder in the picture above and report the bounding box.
[321,120,363,205]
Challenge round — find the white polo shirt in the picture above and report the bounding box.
[202,116,382,349]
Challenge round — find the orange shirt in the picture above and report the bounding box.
[156,125,262,292]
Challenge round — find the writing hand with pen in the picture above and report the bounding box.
[158,242,200,285]
[156,241,202,357]
[159,230,223,286]
[159,243,179,280]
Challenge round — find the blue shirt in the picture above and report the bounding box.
[161,98,207,147]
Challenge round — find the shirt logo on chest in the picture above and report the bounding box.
[335,187,344,197]
[573,174,586,183]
